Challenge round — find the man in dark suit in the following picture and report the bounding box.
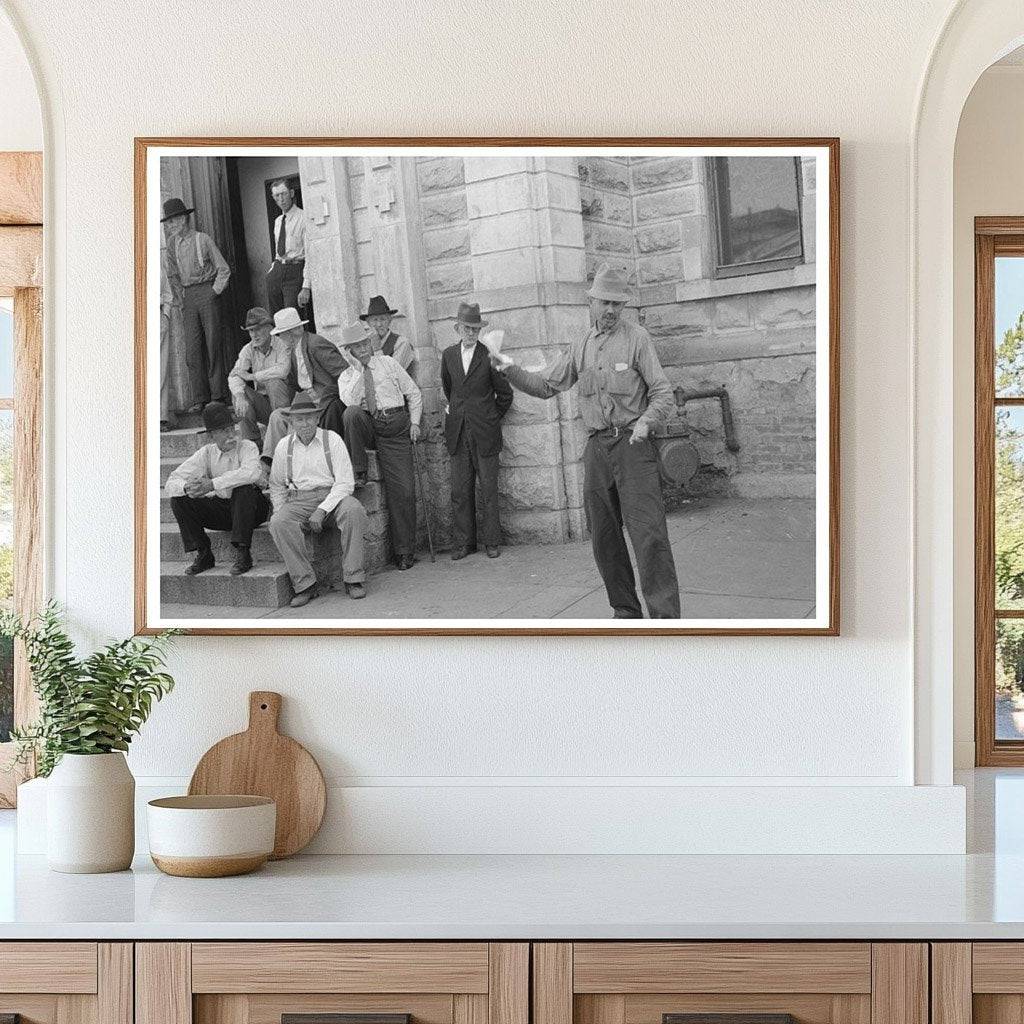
[260,307,347,464]
[441,302,513,559]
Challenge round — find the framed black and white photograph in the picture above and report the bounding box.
[134,138,839,636]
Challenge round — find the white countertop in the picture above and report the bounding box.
[1,850,1023,940]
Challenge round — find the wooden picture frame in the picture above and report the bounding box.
[135,137,840,636]
[0,151,43,806]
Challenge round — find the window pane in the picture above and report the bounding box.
[997,407,1024,609]
[714,156,803,268]
[998,620,1024,740]
[0,299,12,399]
[996,256,1024,396]
[0,409,11,743]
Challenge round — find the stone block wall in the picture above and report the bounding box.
[579,156,635,282]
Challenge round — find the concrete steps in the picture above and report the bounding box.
[160,562,292,608]
[160,522,280,563]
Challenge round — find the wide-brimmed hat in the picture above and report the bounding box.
[454,302,488,329]
[339,321,372,347]
[269,307,309,335]
[282,392,320,417]
[161,197,194,222]
[202,401,236,433]
[586,262,633,303]
[359,295,399,320]
[241,307,273,331]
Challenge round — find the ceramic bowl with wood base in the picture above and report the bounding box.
[147,795,276,877]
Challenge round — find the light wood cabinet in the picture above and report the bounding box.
[533,943,928,1024]
[930,943,1024,1024]
[0,942,132,1024]
[136,943,528,1024]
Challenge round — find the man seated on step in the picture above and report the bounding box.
[337,320,423,572]
[165,402,270,577]
[260,307,347,464]
[228,306,294,447]
[268,392,369,606]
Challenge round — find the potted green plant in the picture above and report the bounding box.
[1,603,178,873]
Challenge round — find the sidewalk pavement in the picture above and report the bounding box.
[162,496,816,621]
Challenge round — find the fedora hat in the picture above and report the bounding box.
[269,307,309,335]
[241,306,274,331]
[161,197,194,222]
[201,401,236,433]
[586,262,633,303]
[454,302,488,329]
[282,391,320,417]
[338,320,372,347]
[359,295,399,320]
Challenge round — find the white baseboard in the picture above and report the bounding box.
[17,778,967,856]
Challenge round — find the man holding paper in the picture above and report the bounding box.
[489,263,681,619]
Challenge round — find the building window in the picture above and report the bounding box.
[709,156,804,278]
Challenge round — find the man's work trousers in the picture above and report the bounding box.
[160,309,173,421]
[238,378,295,446]
[262,393,345,460]
[583,431,681,619]
[343,405,416,558]
[182,280,225,404]
[450,433,501,551]
[268,488,367,595]
[267,259,305,314]
[170,484,270,555]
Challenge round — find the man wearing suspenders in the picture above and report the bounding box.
[268,392,369,606]
[164,402,269,577]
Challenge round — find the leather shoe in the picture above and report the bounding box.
[486,546,500,558]
[185,549,214,575]
[346,582,366,600]
[290,585,317,608]
[397,554,415,570]
[450,547,474,561]
[230,547,253,576]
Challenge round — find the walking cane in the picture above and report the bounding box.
[412,438,436,562]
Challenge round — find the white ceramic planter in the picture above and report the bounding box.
[46,752,135,873]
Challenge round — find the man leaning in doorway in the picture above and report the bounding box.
[162,197,231,410]
[260,307,347,461]
[228,306,294,448]
[267,178,310,316]
[360,294,416,374]
[490,262,681,619]
[337,320,422,571]
[268,392,368,607]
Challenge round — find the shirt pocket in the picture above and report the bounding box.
[605,367,640,395]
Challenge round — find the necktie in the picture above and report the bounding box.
[277,213,287,258]
[363,365,378,415]
[296,342,312,391]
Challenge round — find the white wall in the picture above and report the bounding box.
[0,0,974,851]
[952,65,1024,768]
[0,7,40,151]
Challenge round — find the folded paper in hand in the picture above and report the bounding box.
[480,328,513,369]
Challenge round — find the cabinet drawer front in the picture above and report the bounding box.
[196,993,456,1024]
[0,943,97,993]
[973,944,1024,992]
[573,944,872,994]
[191,943,490,994]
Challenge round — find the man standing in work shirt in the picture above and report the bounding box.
[490,262,680,619]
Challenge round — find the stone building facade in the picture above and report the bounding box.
[160,151,818,550]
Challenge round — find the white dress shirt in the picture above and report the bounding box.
[337,354,423,425]
[271,205,309,289]
[227,337,292,397]
[165,440,262,500]
[268,428,353,513]
[461,342,476,374]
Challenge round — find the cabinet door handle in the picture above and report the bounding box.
[283,1016,411,1024]
[664,1016,797,1024]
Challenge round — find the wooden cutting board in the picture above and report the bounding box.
[188,691,326,859]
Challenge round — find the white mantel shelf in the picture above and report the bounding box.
[1,851,1023,940]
